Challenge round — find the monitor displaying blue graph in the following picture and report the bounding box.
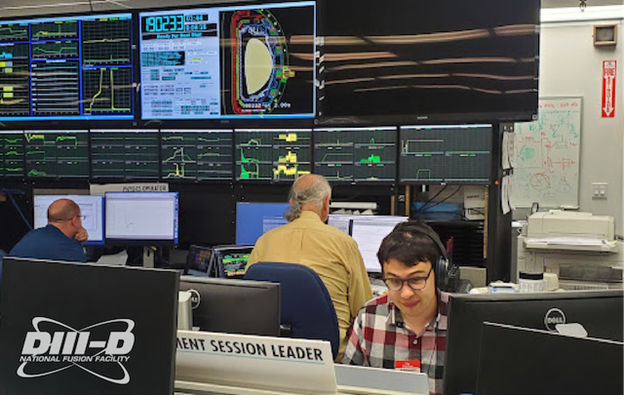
[236,202,290,245]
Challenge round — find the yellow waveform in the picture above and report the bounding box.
[278,151,298,163]
[273,164,310,178]
[278,133,298,142]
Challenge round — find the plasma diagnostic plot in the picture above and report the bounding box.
[399,125,492,184]
[236,129,311,181]
[314,127,397,182]
[161,129,233,181]
[24,130,89,178]
[0,14,134,121]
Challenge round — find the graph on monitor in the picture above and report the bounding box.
[314,127,396,182]
[0,14,134,121]
[235,129,311,181]
[399,125,492,184]
[161,129,234,181]
[24,130,89,178]
[0,130,24,177]
[90,130,159,179]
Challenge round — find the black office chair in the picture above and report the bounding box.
[244,262,340,359]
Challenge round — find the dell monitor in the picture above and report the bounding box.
[476,322,623,395]
[444,290,624,395]
[350,216,408,273]
[236,202,290,245]
[178,276,280,337]
[33,194,104,245]
[105,192,179,244]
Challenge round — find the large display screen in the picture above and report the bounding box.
[139,1,316,120]
[399,124,492,184]
[0,13,134,121]
[318,0,539,124]
[90,129,159,180]
[235,128,312,181]
[24,130,89,178]
[161,129,233,181]
[314,127,396,182]
[0,130,24,177]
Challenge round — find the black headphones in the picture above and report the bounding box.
[393,222,453,291]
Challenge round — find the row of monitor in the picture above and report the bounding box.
[190,202,407,276]
[3,257,621,395]
[0,0,541,125]
[0,124,493,184]
[0,2,316,121]
[33,192,179,245]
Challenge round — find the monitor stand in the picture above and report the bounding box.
[143,246,154,268]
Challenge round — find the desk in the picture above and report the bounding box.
[175,380,427,395]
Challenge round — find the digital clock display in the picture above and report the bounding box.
[142,15,184,32]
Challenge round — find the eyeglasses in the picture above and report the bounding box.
[381,267,433,292]
[76,215,87,221]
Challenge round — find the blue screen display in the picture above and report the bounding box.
[235,202,290,245]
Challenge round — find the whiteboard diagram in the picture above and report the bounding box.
[512,97,582,208]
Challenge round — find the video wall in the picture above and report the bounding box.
[0,1,316,122]
[0,0,538,186]
[0,126,493,184]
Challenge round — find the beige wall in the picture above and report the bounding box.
[538,12,623,234]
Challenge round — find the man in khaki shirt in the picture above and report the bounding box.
[247,174,373,360]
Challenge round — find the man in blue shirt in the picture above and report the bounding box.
[10,198,88,263]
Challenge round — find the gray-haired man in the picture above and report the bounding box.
[247,174,373,360]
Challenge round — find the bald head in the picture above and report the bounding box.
[285,174,332,222]
[48,199,81,222]
[47,198,84,239]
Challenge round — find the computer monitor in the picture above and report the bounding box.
[211,245,254,278]
[33,194,105,245]
[476,322,623,395]
[184,245,212,276]
[105,192,179,244]
[0,257,179,394]
[178,275,280,337]
[235,202,290,245]
[444,290,624,395]
[350,216,408,273]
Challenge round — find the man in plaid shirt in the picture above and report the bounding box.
[342,222,449,395]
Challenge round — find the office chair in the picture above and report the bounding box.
[244,262,340,359]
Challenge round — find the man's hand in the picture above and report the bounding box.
[74,227,89,243]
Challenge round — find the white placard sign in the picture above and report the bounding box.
[176,330,337,394]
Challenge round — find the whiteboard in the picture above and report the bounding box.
[512,97,582,208]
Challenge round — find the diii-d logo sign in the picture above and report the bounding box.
[18,317,136,384]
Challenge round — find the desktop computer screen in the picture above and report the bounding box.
[105,192,179,244]
[211,245,254,278]
[350,216,408,273]
[33,194,104,245]
[235,202,290,245]
[178,275,280,337]
[444,290,624,395]
[476,322,623,395]
[185,245,212,275]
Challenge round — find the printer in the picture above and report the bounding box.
[516,211,623,290]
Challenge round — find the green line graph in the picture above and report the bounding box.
[32,41,79,59]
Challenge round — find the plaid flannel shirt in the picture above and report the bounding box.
[342,292,449,395]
